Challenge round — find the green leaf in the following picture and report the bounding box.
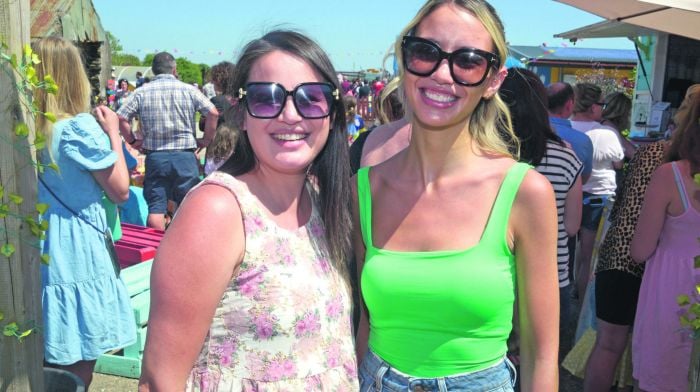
[0,204,9,218]
[690,303,700,315]
[35,203,48,215]
[9,53,17,68]
[47,162,59,172]
[694,173,700,187]
[43,112,56,123]
[18,328,33,341]
[3,322,18,337]
[31,53,40,65]
[695,255,700,269]
[14,122,29,137]
[34,131,46,150]
[8,193,23,205]
[46,82,58,95]
[680,315,691,327]
[39,220,48,231]
[40,254,50,265]
[677,294,691,306]
[25,65,35,81]
[0,185,4,199]
[22,43,32,59]
[1,243,16,258]
[0,311,4,321]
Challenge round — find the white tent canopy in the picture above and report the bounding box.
[555,20,654,41]
[554,0,700,41]
[113,66,153,85]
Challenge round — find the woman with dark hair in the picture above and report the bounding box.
[139,30,357,390]
[500,68,582,342]
[114,78,131,111]
[354,1,559,390]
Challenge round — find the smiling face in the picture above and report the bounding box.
[243,50,332,176]
[404,3,504,131]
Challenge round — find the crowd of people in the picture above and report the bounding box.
[33,0,699,391]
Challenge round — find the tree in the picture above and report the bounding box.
[199,63,211,83]
[106,31,122,57]
[142,53,155,66]
[176,57,201,85]
[112,53,141,66]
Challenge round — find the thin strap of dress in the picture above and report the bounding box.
[356,167,373,249]
[671,161,690,211]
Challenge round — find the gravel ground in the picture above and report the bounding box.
[91,295,585,392]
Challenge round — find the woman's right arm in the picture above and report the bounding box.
[351,178,370,363]
[138,184,244,391]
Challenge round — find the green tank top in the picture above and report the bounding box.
[358,162,530,377]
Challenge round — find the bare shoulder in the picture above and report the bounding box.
[158,181,244,276]
[165,181,244,253]
[362,118,411,167]
[511,168,556,224]
[516,169,555,203]
[175,182,242,226]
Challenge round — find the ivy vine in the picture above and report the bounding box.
[1,41,59,341]
[677,173,700,339]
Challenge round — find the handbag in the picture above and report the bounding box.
[38,177,121,278]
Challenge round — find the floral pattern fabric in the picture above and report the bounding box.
[185,171,358,391]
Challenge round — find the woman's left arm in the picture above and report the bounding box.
[511,170,559,392]
[630,164,672,262]
[92,106,130,203]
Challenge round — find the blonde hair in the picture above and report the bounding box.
[380,0,518,159]
[32,37,92,145]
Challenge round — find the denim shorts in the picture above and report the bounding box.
[580,193,612,232]
[359,350,516,392]
[143,150,200,214]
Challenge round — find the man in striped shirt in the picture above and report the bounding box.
[117,52,219,230]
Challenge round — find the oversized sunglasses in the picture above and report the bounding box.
[238,82,339,119]
[401,36,501,87]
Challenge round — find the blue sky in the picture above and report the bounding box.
[93,0,633,72]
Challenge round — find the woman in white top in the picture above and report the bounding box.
[574,89,626,300]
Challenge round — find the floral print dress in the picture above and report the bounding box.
[185,171,358,391]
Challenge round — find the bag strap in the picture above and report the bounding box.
[38,176,105,234]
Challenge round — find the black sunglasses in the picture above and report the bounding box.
[401,36,500,87]
[238,82,339,119]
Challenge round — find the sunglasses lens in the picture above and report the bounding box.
[294,84,333,118]
[451,51,489,85]
[246,83,285,118]
[404,40,440,75]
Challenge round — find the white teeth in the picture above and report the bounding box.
[273,133,306,141]
[424,89,456,103]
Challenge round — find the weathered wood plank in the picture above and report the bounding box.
[121,259,153,297]
[123,326,147,359]
[0,0,44,390]
[95,353,142,379]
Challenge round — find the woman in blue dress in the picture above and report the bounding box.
[34,37,135,387]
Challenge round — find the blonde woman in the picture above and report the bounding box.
[34,37,134,387]
[353,1,559,390]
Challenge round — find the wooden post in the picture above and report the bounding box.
[0,0,44,390]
